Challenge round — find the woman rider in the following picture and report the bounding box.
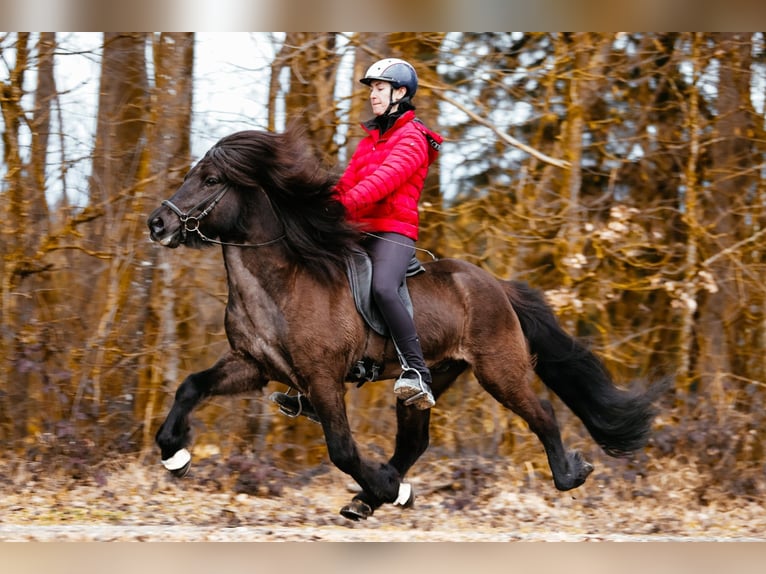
[271,57,442,420]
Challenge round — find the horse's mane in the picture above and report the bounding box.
[205,127,362,281]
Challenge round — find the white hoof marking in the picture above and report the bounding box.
[162,448,191,471]
[394,482,412,506]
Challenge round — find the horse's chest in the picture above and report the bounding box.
[225,274,285,341]
[226,287,280,335]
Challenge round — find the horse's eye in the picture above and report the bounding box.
[204,176,220,187]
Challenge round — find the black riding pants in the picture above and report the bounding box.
[365,232,430,381]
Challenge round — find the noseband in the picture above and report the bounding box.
[162,186,285,248]
[162,186,229,244]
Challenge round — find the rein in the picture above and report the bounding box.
[162,186,285,249]
[363,232,438,261]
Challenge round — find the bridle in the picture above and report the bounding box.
[161,185,285,248]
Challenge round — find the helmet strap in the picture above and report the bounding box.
[383,86,414,117]
[382,85,398,116]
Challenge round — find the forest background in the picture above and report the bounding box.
[1,32,765,501]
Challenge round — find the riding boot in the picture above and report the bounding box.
[392,335,435,409]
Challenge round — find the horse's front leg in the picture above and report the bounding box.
[340,403,428,520]
[344,364,465,518]
[308,381,404,519]
[155,350,266,477]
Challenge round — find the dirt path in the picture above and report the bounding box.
[2,458,765,542]
[2,522,764,542]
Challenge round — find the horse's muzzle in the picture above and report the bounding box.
[147,207,182,247]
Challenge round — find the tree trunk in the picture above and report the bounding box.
[71,33,150,436]
[0,33,31,441]
[136,32,195,454]
[271,33,341,163]
[695,33,756,407]
[677,34,704,392]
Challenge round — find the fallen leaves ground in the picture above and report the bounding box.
[1,449,764,542]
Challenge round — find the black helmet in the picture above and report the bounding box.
[360,58,418,98]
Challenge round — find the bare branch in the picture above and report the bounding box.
[433,88,572,170]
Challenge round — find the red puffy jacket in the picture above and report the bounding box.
[335,110,441,241]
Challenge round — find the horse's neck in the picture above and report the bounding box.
[222,246,293,297]
[221,247,304,384]
[223,247,291,337]
[222,246,347,325]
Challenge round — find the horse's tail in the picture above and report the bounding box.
[503,279,665,457]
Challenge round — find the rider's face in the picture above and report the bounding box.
[369,80,407,116]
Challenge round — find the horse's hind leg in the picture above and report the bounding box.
[474,354,594,491]
[534,398,594,490]
[155,351,266,476]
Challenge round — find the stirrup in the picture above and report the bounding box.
[269,392,321,424]
[402,390,434,408]
[394,369,435,409]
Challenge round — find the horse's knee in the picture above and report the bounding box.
[174,375,205,404]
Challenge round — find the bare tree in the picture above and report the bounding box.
[135,33,196,453]
[269,32,343,163]
[1,33,33,440]
[70,33,151,435]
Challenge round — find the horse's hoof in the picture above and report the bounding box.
[169,460,191,478]
[555,451,594,490]
[340,499,373,521]
[574,451,594,482]
[161,448,191,478]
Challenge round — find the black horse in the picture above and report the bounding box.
[147,128,663,520]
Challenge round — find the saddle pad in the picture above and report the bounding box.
[345,249,423,337]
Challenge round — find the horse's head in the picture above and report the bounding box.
[148,128,361,280]
[147,135,264,249]
[148,158,226,249]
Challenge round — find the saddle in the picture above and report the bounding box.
[344,248,425,384]
[345,248,425,338]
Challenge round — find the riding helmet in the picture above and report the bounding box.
[360,58,418,98]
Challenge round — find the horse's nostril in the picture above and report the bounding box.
[150,216,165,234]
